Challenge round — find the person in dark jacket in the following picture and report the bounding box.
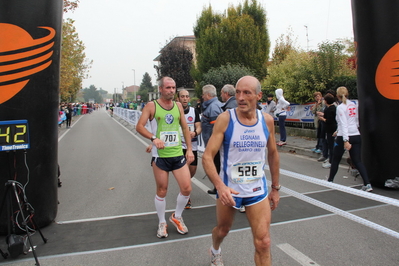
[221,84,237,111]
[201,84,223,194]
[319,93,337,168]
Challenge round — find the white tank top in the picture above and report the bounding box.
[180,107,198,151]
[220,109,269,197]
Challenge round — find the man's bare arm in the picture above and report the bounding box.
[136,102,155,139]
[202,112,238,206]
[264,113,280,210]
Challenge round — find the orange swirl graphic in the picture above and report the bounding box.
[0,23,55,104]
[375,42,399,100]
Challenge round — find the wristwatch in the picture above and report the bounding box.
[271,185,281,191]
[150,135,157,142]
[343,139,349,143]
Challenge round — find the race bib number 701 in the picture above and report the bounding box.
[160,131,179,147]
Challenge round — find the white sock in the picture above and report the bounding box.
[211,246,221,254]
[154,195,166,223]
[175,193,190,218]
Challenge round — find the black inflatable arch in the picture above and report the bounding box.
[352,0,399,187]
[0,0,63,233]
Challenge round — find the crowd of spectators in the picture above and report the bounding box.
[107,100,147,111]
[58,102,102,128]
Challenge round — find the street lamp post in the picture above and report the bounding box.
[122,81,124,101]
[132,69,136,101]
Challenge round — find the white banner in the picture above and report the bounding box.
[114,102,338,152]
[260,103,314,123]
[113,108,151,131]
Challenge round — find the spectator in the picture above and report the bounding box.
[195,99,202,114]
[326,87,373,192]
[65,103,73,128]
[275,88,290,146]
[221,84,237,110]
[201,84,223,194]
[311,92,324,154]
[263,93,276,116]
[320,93,337,168]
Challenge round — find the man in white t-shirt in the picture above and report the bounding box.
[177,89,202,209]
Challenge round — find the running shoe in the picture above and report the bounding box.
[317,156,327,162]
[280,141,287,145]
[210,248,224,266]
[315,149,322,154]
[157,222,168,238]
[322,162,331,168]
[185,199,192,209]
[239,206,246,213]
[361,184,373,192]
[169,213,188,234]
[311,148,317,152]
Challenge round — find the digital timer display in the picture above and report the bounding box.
[0,120,30,151]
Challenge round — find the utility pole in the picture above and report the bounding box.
[122,81,124,101]
[132,69,136,101]
[304,25,309,51]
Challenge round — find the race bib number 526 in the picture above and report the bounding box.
[230,161,264,184]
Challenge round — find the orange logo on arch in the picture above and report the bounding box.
[0,23,55,104]
[375,42,399,100]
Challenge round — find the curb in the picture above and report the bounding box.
[277,143,349,166]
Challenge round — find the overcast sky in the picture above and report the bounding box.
[64,0,353,93]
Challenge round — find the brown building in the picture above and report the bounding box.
[153,35,196,64]
[154,35,197,98]
[122,85,139,101]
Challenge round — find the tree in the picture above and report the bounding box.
[193,0,270,82]
[263,50,315,103]
[271,28,298,65]
[263,40,356,104]
[140,72,153,92]
[199,63,255,97]
[59,18,92,102]
[63,0,80,13]
[310,41,351,83]
[82,85,103,103]
[155,41,194,88]
[137,90,149,102]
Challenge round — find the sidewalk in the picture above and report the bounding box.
[275,133,349,164]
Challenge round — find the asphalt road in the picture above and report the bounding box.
[1,108,399,266]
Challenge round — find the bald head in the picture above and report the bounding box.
[236,76,261,94]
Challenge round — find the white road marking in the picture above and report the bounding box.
[270,166,399,208]
[279,185,399,239]
[57,204,216,224]
[112,116,149,147]
[277,243,320,266]
[192,177,217,199]
[58,115,84,142]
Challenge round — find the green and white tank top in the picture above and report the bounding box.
[150,100,183,158]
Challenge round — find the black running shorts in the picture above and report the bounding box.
[151,155,186,172]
